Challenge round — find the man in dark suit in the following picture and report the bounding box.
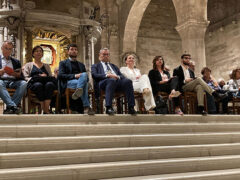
[91,48,136,115]
[173,54,215,115]
[58,44,94,115]
[0,40,27,114]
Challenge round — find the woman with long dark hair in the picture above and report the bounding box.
[148,56,183,114]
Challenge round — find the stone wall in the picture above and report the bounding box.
[135,0,182,75]
[205,22,240,81]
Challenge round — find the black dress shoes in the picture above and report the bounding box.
[128,106,137,115]
[106,107,115,115]
[4,106,21,114]
[197,106,207,116]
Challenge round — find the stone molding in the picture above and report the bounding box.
[175,19,209,33]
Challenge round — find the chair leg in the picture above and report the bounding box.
[66,89,70,114]
[100,93,104,114]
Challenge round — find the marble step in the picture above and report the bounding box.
[0,115,239,125]
[2,123,240,137]
[1,143,240,169]
[103,168,240,180]
[1,155,240,180]
[1,132,240,152]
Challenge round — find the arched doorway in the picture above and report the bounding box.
[122,0,180,74]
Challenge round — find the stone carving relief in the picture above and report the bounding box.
[109,24,118,37]
[23,1,36,10]
[5,16,20,36]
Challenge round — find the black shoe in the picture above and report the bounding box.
[4,106,20,114]
[212,91,228,101]
[128,106,137,115]
[84,107,95,115]
[106,107,115,115]
[197,106,207,116]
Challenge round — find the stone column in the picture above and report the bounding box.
[0,27,4,54]
[4,27,8,40]
[176,21,208,74]
[173,0,208,75]
[109,24,119,66]
[25,29,33,62]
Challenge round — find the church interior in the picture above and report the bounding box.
[0,0,240,179]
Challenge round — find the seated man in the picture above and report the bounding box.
[0,40,27,114]
[201,67,229,114]
[173,54,215,115]
[91,48,136,115]
[58,44,94,115]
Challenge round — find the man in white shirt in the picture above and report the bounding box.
[173,54,214,115]
[0,40,27,114]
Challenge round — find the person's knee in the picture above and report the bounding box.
[81,72,88,80]
[33,82,44,89]
[20,81,27,88]
[0,80,5,88]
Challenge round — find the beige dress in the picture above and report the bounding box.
[120,67,156,110]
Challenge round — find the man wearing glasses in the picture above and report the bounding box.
[173,54,215,115]
[0,40,27,114]
[91,48,136,115]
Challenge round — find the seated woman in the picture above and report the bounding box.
[23,45,57,114]
[120,54,156,111]
[148,56,183,114]
[229,68,240,97]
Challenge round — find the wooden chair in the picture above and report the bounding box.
[156,91,173,114]
[232,97,240,114]
[183,91,208,114]
[65,88,96,114]
[123,91,146,114]
[27,89,59,114]
[99,90,127,114]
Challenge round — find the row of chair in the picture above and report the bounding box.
[3,88,240,114]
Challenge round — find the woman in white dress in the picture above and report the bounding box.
[120,54,156,111]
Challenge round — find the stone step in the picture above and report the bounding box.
[1,143,240,169]
[1,155,240,180]
[1,132,240,152]
[0,115,239,125]
[103,168,240,180]
[2,123,240,137]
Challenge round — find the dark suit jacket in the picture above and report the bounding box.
[58,58,87,94]
[0,55,23,80]
[91,62,125,98]
[148,69,170,95]
[173,65,195,91]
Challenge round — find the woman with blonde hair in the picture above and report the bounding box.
[120,54,155,111]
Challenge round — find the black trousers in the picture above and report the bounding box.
[30,81,56,101]
[155,76,180,106]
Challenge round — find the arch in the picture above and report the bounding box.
[122,0,151,52]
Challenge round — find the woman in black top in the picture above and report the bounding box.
[148,56,183,114]
[23,46,57,114]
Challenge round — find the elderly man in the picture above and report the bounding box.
[91,48,136,115]
[0,40,27,114]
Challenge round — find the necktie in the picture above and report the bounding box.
[105,62,111,73]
